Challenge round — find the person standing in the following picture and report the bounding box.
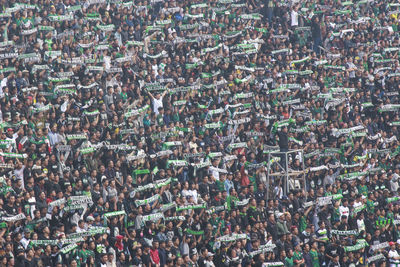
[310,242,320,267]
[311,16,322,54]
[277,126,289,171]
[389,241,400,267]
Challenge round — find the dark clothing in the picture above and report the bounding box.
[277,131,289,150]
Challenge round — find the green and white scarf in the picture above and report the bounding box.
[217,233,248,242]
[2,213,26,222]
[66,134,87,141]
[97,24,115,32]
[367,254,385,264]
[164,216,185,221]
[331,229,358,236]
[343,239,368,252]
[142,212,164,223]
[379,104,400,112]
[0,152,27,159]
[48,15,74,21]
[125,105,150,118]
[176,203,206,212]
[135,194,160,206]
[60,243,78,254]
[239,13,262,20]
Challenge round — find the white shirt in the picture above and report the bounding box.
[14,166,25,189]
[209,168,220,181]
[389,249,400,266]
[346,62,356,78]
[205,260,215,267]
[103,55,111,70]
[339,205,349,218]
[21,237,30,249]
[0,77,7,93]
[152,97,163,114]
[189,189,198,203]
[181,189,191,199]
[291,10,299,27]
[353,201,363,209]
[391,179,399,192]
[357,218,365,232]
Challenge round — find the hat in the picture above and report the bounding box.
[7,128,13,132]
[390,241,396,246]
[86,216,95,222]
[207,252,214,257]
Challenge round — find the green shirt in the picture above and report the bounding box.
[226,195,238,211]
[120,92,128,101]
[358,185,368,196]
[285,256,294,267]
[216,180,225,192]
[367,199,375,213]
[78,249,92,266]
[331,207,341,223]
[156,114,164,126]
[172,112,180,122]
[293,251,303,263]
[310,249,320,267]
[299,216,307,233]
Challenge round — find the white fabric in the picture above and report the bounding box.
[339,206,349,218]
[389,249,400,266]
[291,10,299,27]
[152,97,163,114]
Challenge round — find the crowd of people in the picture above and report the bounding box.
[0,0,400,266]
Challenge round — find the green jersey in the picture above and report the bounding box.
[285,256,294,267]
[293,251,303,264]
[310,249,320,267]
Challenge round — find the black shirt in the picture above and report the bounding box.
[277,131,289,150]
[141,252,151,267]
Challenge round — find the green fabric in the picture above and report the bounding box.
[331,207,341,223]
[216,180,225,192]
[299,216,307,233]
[310,249,320,267]
[293,251,303,263]
[358,185,368,196]
[78,249,91,266]
[367,199,375,213]
[226,195,238,210]
[285,256,294,267]
[157,114,164,126]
